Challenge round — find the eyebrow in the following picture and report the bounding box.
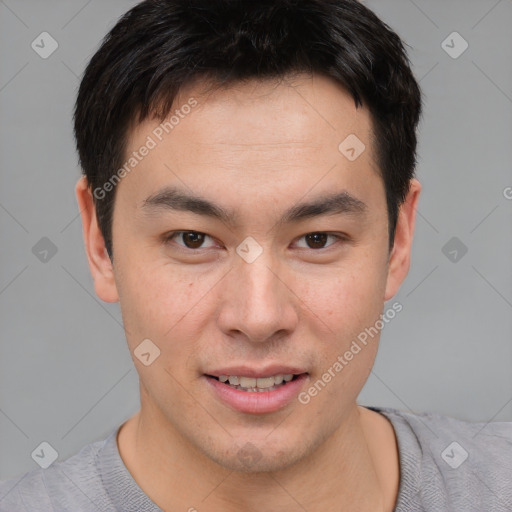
[140,186,367,228]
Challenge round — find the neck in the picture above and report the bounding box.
[117,403,399,512]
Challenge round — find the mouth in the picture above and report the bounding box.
[203,366,309,414]
[205,373,305,393]
[203,366,310,413]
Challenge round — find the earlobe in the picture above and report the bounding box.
[384,178,421,301]
[75,177,119,303]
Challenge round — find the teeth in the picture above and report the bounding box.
[216,373,297,390]
[256,377,275,389]
[239,376,257,388]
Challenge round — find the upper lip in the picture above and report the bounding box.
[206,365,308,378]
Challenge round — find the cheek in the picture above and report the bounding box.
[115,255,205,351]
[302,272,383,414]
[305,252,388,375]
[316,252,387,322]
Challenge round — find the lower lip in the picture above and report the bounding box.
[204,374,309,414]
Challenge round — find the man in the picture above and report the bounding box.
[1,0,510,511]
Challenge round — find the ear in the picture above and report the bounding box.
[75,177,119,303]
[384,178,421,301]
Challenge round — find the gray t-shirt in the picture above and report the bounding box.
[1,406,511,511]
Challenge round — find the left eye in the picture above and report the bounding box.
[165,231,344,251]
[294,232,343,250]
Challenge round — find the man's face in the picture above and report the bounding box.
[105,74,401,472]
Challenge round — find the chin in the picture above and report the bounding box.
[200,435,311,474]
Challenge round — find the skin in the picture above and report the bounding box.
[76,73,420,512]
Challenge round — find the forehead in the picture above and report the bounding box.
[118,73,381,213]
[128,73,373,152]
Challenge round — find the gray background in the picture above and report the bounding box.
[1,0,511,480]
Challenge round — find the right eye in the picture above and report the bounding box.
[163,231,218,251]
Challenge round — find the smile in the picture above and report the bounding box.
[209,374,298,392]
[204,372,309,414]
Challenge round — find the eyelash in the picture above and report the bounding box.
[163,231,348,253]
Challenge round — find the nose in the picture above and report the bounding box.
[216,248,299,344]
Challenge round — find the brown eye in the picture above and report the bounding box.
[296,232,344,250]
[181,231,205,249]
[165,231,215,250]
[305,233,328,249]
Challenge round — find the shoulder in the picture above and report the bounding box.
[0,429,117,512]
[369,406,512,512]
